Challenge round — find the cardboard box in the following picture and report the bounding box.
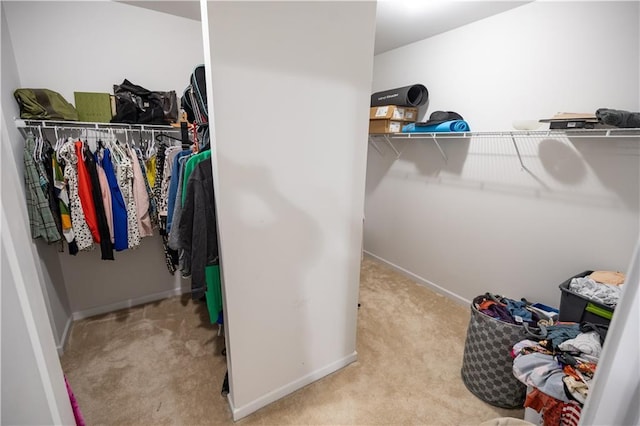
[540,112,598,122]
[369,119,404,134]
[74,92,113,123]
[370,106,418,122]
[403,107,418,122]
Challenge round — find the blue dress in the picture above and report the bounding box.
[100,149,129,251]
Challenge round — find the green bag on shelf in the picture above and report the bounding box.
[14,88,79,121]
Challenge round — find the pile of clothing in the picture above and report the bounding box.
[568,270,624,308]
[511,322,608,426]
[472,293,551,327]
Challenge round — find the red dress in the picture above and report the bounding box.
[75,141,100,243]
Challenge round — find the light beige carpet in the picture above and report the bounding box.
[60,257,524,425]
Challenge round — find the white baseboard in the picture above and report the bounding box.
[71,287,185,321]
[56,316,73,356]
[363,250,470,307]
[229,351,358,421]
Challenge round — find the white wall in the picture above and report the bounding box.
[0,1,73,353]
[3,0,205,316]
[2,7,74,419]
[373,1,639,131]
[4,1,202,108]
[204,1,376,419]
[365,1,640,308]
[579,238,640,425]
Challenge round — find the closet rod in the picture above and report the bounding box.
[17,126,178,134]
[14,118,180,132]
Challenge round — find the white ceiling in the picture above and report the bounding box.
[119,1,532,55]
[374,1,532,54]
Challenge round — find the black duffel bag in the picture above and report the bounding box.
[112,79,178,124]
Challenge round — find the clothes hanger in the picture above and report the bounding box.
[53,127,64,154]
[80,129,89,161]
[110,130,128,164]
[155,132,183,144]
[33,127,42,160]
[146,137,157,160]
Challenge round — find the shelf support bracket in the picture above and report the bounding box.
[510,134,527,170]
[431,135,448,162]
[367,136,384,156]
[383,135,401,158]
[509,133,550,189]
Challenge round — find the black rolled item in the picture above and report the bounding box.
[370,84,429,107]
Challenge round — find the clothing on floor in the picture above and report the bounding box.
[557,331,602,359]
[512,352,569,402]
[588,270,625,286]
[569,276,621,307]
[525,387,563,426]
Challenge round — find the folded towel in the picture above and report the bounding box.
[403,120,470,133]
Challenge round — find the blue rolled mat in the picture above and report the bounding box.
[402,120,470,133]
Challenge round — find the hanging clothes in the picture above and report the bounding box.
[154,143,179,274]
[83,145,114,260]
[158,145,182,218]
[129,147,153,238]
[178,150,222,322]
[101,149,129,251]
[177,150,212,277]
[135,146,158,228]
[167,155,190,251]
[23,135,61,243]
[166,149,192,233]
[145,154,157,189]
[113,143,141,250]
[74,140,101,243]
[180,150,211,206]
[52,154,79,255]
[58,139,94,251]
[94,153,114,244]
[178,157,218,300]
[40,142,64,250]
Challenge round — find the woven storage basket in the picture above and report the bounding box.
[461,302,527,408]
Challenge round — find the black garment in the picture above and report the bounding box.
[41,145,64,252]
[83,147,114,260]
[154,144,178,274]
[580,322,609,344]
[178,158,218,299]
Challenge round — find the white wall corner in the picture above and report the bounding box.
[229,352,358,421]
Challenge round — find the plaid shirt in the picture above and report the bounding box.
[24,136,61,243]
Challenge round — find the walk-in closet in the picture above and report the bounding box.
[2,1,638,425]
[3,0,370,423]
